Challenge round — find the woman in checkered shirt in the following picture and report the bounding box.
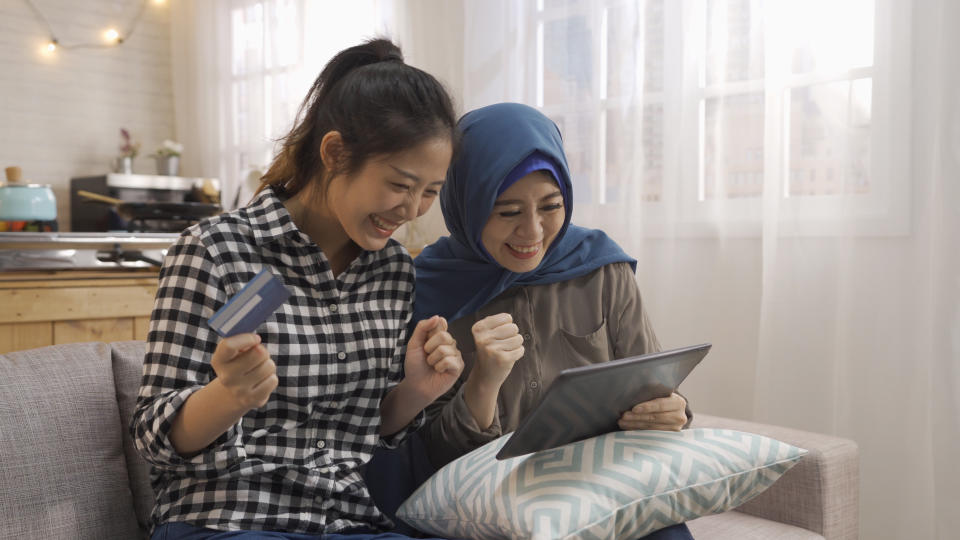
[132,39,464,539]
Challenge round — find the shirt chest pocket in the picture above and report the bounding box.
[556,318,614,366]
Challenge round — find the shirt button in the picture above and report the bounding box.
[329,303,338,312]
[529,380,539,389]
[330,402,339,409]
[316,440,326,449]
[523,333,532,341]
[337,351,346,360]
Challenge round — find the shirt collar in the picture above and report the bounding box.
[244,185,311,247]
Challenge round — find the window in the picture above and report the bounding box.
[222,0,394,206]
[530,0,909,236]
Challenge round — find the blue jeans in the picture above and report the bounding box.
[151,522,448,540]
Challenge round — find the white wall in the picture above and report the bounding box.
[0,0,174,230]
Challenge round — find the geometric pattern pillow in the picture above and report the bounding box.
[397,429,807,540]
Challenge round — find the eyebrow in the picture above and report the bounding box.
[390,165,445,186]
[493,190,563,206]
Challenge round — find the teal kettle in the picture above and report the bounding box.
[0,166,57,221]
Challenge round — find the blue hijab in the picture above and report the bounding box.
[413,102,636,323]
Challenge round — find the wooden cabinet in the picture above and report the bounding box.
[0,269,159,354]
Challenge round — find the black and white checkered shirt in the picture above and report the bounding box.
[132,186,422,534]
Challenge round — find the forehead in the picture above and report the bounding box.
[496,170,560,201]
[372,138,452,178]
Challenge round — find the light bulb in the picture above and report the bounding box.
[104,28,120,43]
[46,40,57,52]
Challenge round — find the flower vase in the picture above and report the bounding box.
[114,156,134,174]
[155,155,180,176]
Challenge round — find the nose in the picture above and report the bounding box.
[516,212,543,240]
[396,193,419,220]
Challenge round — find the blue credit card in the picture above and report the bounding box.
[207,268,292,337]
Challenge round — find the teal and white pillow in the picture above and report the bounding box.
[397,428,806,540]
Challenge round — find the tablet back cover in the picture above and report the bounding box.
[496,343,710,459]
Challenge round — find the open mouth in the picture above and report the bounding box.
[370,214,402,237]
[506,242,541,259]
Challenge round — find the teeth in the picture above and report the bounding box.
[508,244,540,254]
[371,215,399,231]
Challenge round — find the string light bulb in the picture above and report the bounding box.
[103,28,121,44]
[26,0,166,53]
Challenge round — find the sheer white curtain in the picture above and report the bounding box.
[169,0,403,211]
[169,0,461,248]
[463,0,959,538]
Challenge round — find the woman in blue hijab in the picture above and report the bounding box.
[414,103,694,540]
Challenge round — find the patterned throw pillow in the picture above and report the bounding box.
[397,428,807,540]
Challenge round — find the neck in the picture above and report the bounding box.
[284,189,359,276]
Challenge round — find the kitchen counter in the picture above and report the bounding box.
[0,232,179,271]
[0,266,162,354]
[0,232,177,352]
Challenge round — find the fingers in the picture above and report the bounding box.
[425,342,464,376]
[212,334,277,409]
[619,394,687,431]
[425,343,460,367]
[431,355,464,375]
[498,334,524,351]
[424,327,456,354]
[472,313,513,334]
[617,418,683,432]
[213,333,262,362]
[408,315,441,349]
[472,313,522,350]
[631,393,686,414]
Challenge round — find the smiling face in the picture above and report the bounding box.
[480,171,566,273]
[326,136,453,251]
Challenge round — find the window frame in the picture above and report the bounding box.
[531,0,911,238]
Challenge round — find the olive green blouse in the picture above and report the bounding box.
[421,262,691,468]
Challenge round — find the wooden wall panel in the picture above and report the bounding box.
[0,285,157,324]
[0,322,53,354]
[54,318,135,345]
[134,316,151,341]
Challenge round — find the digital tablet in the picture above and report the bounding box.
[495,343,711,460]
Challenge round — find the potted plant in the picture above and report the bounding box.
[151,139,183,176]
[116,128,140,174]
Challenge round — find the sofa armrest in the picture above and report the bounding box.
[691,413,859,540]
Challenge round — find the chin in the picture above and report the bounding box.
[501,259,543,273]
[358,237,391,251]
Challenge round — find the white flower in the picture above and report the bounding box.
[156,139,183,157]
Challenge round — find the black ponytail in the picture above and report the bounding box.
[260,38,458,197]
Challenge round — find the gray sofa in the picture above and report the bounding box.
[0,341,859,539]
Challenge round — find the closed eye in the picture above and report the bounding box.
[498,210,522,217]
[540,204,563,212]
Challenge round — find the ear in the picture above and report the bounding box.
[319,131,347,174]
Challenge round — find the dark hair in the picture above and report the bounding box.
[259,38,458,197]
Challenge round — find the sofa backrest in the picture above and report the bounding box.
[110,340,155,533]
[0,342,143,540]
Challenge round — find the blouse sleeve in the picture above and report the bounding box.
[131,233,248,475]
[607,262,692,426]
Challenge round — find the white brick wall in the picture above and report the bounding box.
[0,0,174,230]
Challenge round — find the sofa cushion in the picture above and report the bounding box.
[0,342,142,540]
[397,428,807,540]
[688,510,824,539]
[110,340,154,532]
